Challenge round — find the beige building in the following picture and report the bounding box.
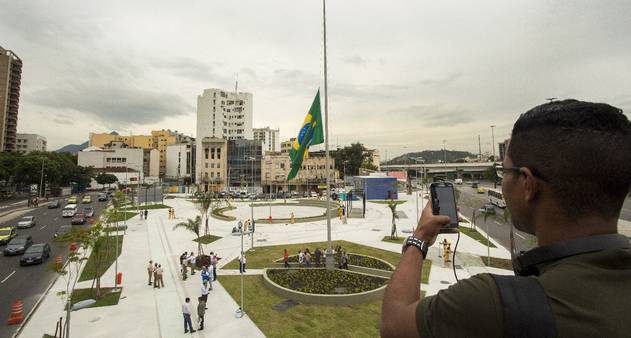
[280,138,295,154]
[198,137,228,192]
[89,130,180,177]
[0,46,22,152]
[261,151,339,193]
[16,133,47,153]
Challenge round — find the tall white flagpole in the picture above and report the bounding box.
[323,0,334,270]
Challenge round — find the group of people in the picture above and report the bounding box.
[182,252,221,333]
[147,260,165,288]
[27,197,40,207]
[139,209,149,220]
[180,251,196,280]
[168,207,176,219]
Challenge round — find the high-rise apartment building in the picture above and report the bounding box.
[16,133,47,153]
[253,127,280,154]
[0,46,22,152]
[196,88,253,141]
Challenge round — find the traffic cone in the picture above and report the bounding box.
[55,256,62,269]
[7,300,24,325]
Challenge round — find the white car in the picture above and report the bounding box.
[17,216,36,229]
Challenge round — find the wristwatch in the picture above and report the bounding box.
[402,236,429,259]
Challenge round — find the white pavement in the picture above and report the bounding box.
[19,193,513,338]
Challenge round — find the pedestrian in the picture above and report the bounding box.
[144,209,148,220]
[284,249,289,268]
[197,297,206,331]
[157,264,164,288]
[305,250,312,268]
[201,266,210,283]
[211,252,220,281]
[239,254,247,273]
[341,251,349,270]
[172,208,176,219]
[188,252,196,275]
[153,262,160,288]
[315,248,322,267]
[298,250,304,267]
[140,211,143,220]
[147,260,154,285]
[182,297,196,334]
[201,281,212,302]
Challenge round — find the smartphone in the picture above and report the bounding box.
[430,182,459,228]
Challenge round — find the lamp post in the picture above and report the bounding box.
[411,157,423,228]
[39,157,45,198]
[490,125,497,188]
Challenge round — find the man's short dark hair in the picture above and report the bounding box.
[508,99,631,220]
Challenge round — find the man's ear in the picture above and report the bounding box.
[519,167,539,201]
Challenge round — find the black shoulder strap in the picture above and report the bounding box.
[491,275,557,338]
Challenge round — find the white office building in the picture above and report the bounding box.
[196,88,253,141]
[16,133,46,153]
[166,143,195,181]
[253,127,280,154]
[78,146,160,184]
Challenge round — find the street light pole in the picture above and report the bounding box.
[490,125,496,161]
[39,157,45,198]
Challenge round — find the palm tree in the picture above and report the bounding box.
[193,184,213,236]
[387,199,400,240]
[174,216,202,255]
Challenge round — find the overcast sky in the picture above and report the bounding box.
[2,0,630,158]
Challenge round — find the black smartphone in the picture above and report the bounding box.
[430,182,459,228]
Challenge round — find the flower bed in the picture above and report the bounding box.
[266,269,387,295]
[284,253,393,271]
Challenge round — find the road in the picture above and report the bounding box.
[620,197,631,222]
[0,193,107,338]
[455,181,536,253]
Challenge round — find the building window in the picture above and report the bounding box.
[205,163,208,168]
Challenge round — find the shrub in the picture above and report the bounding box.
[267,269,387,294]
[284,253,393,271]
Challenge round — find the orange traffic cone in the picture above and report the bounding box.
[7,300,24,325]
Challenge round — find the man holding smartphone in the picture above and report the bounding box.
[381,100,631,337]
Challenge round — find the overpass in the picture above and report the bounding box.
[380,162,496,179]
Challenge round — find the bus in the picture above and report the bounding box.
[487,189,506,208]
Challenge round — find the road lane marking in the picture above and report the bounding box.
[1,271,15,283]
[40,225,48,230]
[515,233,526,240]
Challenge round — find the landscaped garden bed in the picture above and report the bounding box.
[283,253,393,271]
[267,269,387,295]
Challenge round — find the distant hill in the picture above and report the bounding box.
[55,141,89,154]
[385,150,476,165]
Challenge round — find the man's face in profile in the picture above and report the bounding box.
[502,150,535,235]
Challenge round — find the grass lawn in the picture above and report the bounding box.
[219,275,383,338]
[194,234,222,244]
[70,287,122,308]
[459,226,497,248]
[381,236,404,244]
[369,200,407,205]
[121,204,170,211]
[79,235,124,282]
[107,211,138,223]
[482,256,513,270]
[223,240,431,284]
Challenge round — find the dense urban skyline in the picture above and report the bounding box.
[1,0,630,158]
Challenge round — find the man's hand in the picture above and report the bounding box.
[414,200,452,246]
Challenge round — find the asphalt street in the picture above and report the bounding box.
[0,193,107,338]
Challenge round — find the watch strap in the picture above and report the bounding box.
[405,236,428,259]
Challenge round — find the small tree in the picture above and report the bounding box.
[193,184,213,236]
[387,200,400,240]
[174,216,202,255]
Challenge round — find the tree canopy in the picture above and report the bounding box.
[0,151,94,189]
[333,142,377,178]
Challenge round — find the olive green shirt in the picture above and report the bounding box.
[416,248,631,337]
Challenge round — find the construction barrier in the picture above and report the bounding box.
[116,272,123,285]
[7,300,24,325]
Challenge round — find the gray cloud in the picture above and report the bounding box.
[418,73,462,87]
[152,57,229,84]
[387,104,473,126]
[343,55,367,65]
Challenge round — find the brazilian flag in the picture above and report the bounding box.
[288,90,324,180]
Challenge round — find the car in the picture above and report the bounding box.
[82,195,92,203]
[83,207,94,218]
[248,194,257,200]
[479,204,496,215]
[67,196,78,204]
[291,191,299,197]
[302,191,309,198]
[71,213,86,225]
[3,235,33,256]
[20,243,51,266]
[471,181,479,188]
[218,191,227,198]
[477,187,487,194]
[48,200,61,209]
[17,216,36,229]
[54,225,73,239]
[310,191,319,198]
[97,193,108,201]
[455,178,463,185]
[0,226,17,245]
[62,204,78,217]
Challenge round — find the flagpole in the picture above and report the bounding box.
[323,0,334,270]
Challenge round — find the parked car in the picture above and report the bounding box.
[479,204,496,215]
[302,191,309,198]
[3,235,33,256]
[248,194,257,200]
[48,200,61,209]
[218,191,227,198]
[82,195,92,203]
[71,213,86,225]
[83,207,94,218]
[17,216,36,229]
[471,181,479,188]
[67,196,78,204]
[20,243,51,266]
[310,191,319,198]
[0,226,17,245]
[477,187,487,194]
[97,193,108,201]
[54,225,73,238]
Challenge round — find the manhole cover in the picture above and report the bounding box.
[440,281,451,285]
[272,299,300,312]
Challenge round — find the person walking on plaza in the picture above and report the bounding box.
[201,266,210,283]
[153,262,160,288]
[211,252,220,281]
[197,297,206,331]
[305,250,312,268]
[144,209,148,220]
[239,254,247,273]
[284,249,290,268]
[188,252,196,275]
[182,297,196,334]
[200,281,210,302]
[298,250,304,267]
[157,264,164,288]
[315,248,322,267]
[147,260,154,285]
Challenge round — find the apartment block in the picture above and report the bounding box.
[253,127,280,154]
[0,46,22,152]
[196,88,253,141]
[16,133,47,153]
